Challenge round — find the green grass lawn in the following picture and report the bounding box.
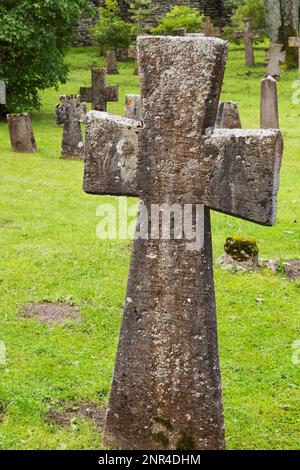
[0,44,299,450]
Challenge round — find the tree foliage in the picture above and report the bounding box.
[231,0,266,32]
[0,0,92,114]
[128,0,158,36]
[91,0,132,55]
[152,6,203,36]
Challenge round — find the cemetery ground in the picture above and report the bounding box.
[0,44,299,450]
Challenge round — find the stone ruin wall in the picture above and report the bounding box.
[74,0,232,46]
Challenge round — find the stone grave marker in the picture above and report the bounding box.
[107,50,119,75]
[233,18,262,67]
[0,81,6,105]
[128,45,138,75]
[216,101,242,129]
[203,16,214,37]
[261,75,279,129]
[172,28,187,36]
[266,44,286,78]
[80,68,118,112]
[83,36,283,450]
[125,94,142,121]
[7,113,37,153]
[289,36,300,77]
[56,95,87,159]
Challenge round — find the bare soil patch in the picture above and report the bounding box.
[20,301,82,325]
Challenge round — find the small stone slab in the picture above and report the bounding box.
[7,113,37,153]
[107,50,119,75]
[261,75,279,129]
[0,81,6,105]
[21,302,82,325]
[215,101,242,128]
[283,260,300,281]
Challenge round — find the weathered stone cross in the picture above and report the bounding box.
[234,18,262,67]
[289,36,300,77]
[80,68,118,111]
[266,44,286,78]
[56,95,87,159]
[83,37,283,450]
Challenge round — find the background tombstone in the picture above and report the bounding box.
[106,49,119,75]
[203,16,214,36]
[0,81,6,105]
[261,75,279,129]
[233,18,262,67]
[116,48,129,61]
[125,94,142,121]
[80,68,118,111]
[7,113,37,153]
[289,36,300,77]
[56,95,86,159]
[83,36,283,450]
[266,44,286,78]
[172,28,186,36]
[216,101,242,129]
[128,45,138,75]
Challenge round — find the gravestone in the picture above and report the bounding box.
[116,48,129,61]
[107,50,119,75]
[233,18,262,67]
[83,36,283,450]
[216,101,242,129]
[125,94,142,121]
[56,95,87,159]
[261,75,279,129]
[7,113,37,153]
[0,81,6,105]
[172,28,187,36]
[266,44,286,78]
[289,36,300,77]
[80,68,118,111]
[128,45,138,75]
[203,16,214,37]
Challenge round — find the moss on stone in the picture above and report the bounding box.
[152,415,173,431]
[176,431,196,450]
[150,431,170,448]
[224,236,259,262]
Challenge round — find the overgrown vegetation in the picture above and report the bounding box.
[0,0,92,115]
[152,6,203,35]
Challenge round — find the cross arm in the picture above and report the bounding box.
[202,129,283,226]
[83,111,141,197]
[80,87,93,103]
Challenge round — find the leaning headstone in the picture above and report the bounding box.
[0,81,6,105]
[203,16,214,37]
[216,101,242,129]
[7,113,37,153]
[289,36,300,77]
[107,50,119,75]
[233,18,262,67]
[172,28,187,36]
[261,75,279,129]
[80,68,118,112]
[56,95,86,159]
[83,36,283,450]
[216,236,259,271]
[266,44,286,78]
[125,94,142,121]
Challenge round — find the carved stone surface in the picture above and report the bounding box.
[233,18,262,67]
[56,95,86,159]
[80,68,118,111]
[260,75,279,129]
[7,113,37,153]
[215,101,242,129]
[83,36,283,450]
[125,94,142,121]
[266,44,286,78]
[107,50,119,75]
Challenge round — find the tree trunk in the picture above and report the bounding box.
[265,0,299,68]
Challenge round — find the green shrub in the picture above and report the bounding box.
[152,6,203,36]
[231,0,266,33]
[91,0,132,55]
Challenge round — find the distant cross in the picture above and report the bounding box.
[0,80,6,105]
[56,95,87,159]
[266,44,286,78]
[80,68,118,111]
[289,36,300,77]
[83,37,283,450]
[234,18,262,67]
